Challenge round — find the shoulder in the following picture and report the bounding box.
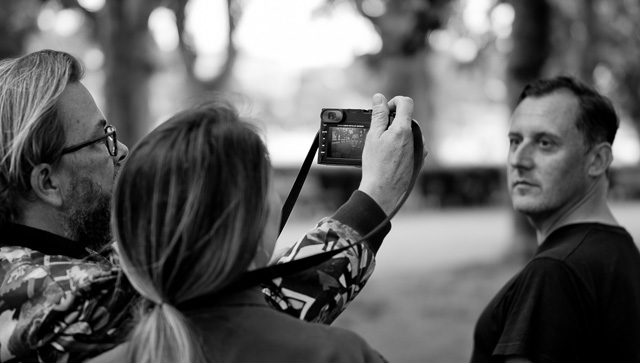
[271,319,384,363]
[487,257,591,314]
[511,257,579,294]
[537,224,640,279]
[0,246,120,306]
[195,306,384,363]
[0,245,117,279]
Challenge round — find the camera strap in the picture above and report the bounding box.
[279,132,319,234]
[178,121,423,310]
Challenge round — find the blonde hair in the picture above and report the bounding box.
[0,49,84,225]
[113,101,271,363]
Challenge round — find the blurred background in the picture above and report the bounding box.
[2,0,639,361]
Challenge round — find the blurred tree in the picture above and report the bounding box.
[504,0,551,261]
[0,0,41,59]
[169,0,239,94]
[504,0,550,111]
[543,0,640,130]
[100,0,242,142]
[0,0,158,145]
[322,0,452,152]
[587,0,640,131]
[98,0,158,146]
[1,0,241,144]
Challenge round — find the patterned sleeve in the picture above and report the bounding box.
[262,217,377,324]
[0,247,136,363]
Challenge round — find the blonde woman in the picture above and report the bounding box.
[99,95,417,363]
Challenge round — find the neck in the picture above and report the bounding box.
[529,178,618,244]
[18,201,72,241]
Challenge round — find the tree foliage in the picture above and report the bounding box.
[1,0,638,141]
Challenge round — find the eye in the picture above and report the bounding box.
[508,136,521,148]
[537,137,554,149]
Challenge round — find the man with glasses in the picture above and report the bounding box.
[0,51,133,362]
[0,50,420,362]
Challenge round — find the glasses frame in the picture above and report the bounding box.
[60,125,118,157]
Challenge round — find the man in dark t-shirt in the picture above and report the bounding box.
[471,76,640,363]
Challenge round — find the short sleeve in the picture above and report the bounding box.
[493,258,595,363]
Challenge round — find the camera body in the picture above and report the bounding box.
[318,108,374,166]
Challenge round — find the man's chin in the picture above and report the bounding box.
[511,197,542,216]
[67,196,113,251]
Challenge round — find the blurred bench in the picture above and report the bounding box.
[274,165,640,216]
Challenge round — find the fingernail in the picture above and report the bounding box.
[373,93,383,105]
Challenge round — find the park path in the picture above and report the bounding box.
[277,201,640,274]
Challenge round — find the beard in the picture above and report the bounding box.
[64,176,113,252]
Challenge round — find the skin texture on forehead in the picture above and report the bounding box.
[58,82,107,143]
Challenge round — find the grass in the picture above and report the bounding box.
[333,260,522,363]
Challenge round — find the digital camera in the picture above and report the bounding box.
[318,108,387,166]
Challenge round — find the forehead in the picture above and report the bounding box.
[56,82,106,142]
[510,91,580,137]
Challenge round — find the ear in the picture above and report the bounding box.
[587,142,613,177]
[30,164,64,207]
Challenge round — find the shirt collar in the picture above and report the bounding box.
[536,222,626,255]
[0,223,91,259]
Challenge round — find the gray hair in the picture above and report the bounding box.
[0,49,84,225]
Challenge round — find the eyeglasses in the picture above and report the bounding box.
[61,125,118,157]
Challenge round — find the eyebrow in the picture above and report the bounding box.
[532,131,561,140]
[508,131,562,142]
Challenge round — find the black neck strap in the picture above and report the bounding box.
[177,121,424,311]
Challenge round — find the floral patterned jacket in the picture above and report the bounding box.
[0,191,389,363]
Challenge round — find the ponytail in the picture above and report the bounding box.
[114,101,272,363]
[127,302,203,363]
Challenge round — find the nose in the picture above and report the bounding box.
[508,141,533,171]
[116,140,129,163]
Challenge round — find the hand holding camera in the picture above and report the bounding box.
[358,94,423,215]
[281,93,424,231]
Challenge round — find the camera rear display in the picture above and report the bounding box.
[318,109,372,166]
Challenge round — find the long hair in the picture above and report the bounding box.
[0,49,84,225]
[113,101,271,363]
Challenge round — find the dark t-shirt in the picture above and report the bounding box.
[471,223,640,363]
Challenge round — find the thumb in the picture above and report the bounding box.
[369,93,389,138]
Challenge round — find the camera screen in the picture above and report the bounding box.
[327,127,368,159]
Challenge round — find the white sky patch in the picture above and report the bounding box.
[463,0,493,34]
[234,0,380,70]
[54,9,85,37]
[77,0,105,13]
[185,0,229,54]
[149,7,180,52]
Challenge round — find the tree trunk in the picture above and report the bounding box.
[173,0,238,95]
[578,0,596,81]
[0,0,39,60]
[99,0,157,146]
[505,0,551,262]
